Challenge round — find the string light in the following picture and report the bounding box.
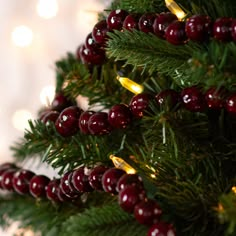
[40,85,55,107]
[36,0,58,19]
[232,186,236,194]
[165,0,186,20]
[11,25,33,47]
[116,75,144,95]
[109,154,136,174]
[12,109,33,131]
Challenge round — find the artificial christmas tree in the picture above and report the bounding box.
[1,0,236,235]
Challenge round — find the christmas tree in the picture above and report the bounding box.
[1,0,236,235]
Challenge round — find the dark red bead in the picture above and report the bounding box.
[134,199,162,225]
[155,89,180,109]
[231,19,236,42]
[205,87,227,110]
[118,185,146,213]
[78,111,95,134]
[129,93,151,118]
[42,111,60,125]
[85,32,100,50]
[123,14,139,31]
[116,173,143,192]
[12,169,35,195]
[165,20,187,45]
[108,104,132,129]
[2,169,17,191]
[107,9,128,30]
[0,167,17,189]
[88,165,109,191]
[225,93,236,116]
[138,13,156,33]
[55,106,82,137]
[92,20,109,46]
[30,175,50,198]
[51,92,73,112]
[88,112,112,135]
[57,187,72,202]
[181,86,206,112]
[102,168,126,194]
[46,179,61,203]
[153,12,178,38]
[60,171,79,198]
[213,17,232,42]
[185,15,212,42]
[147,222,176,236]
[71,167,93,193]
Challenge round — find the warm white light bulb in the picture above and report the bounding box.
[12,109,33,131]
[11,25,33,47]
[40,85,55,107]
[37,0,58,19]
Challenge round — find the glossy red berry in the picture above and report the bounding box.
[42,111,60,125]
[85,32,100,50]
[155,89,180,110]
[0,167,17,189]
[88,112,112,135]
[153,12,178,38]
[60,171,79,198]
[138,13,156,33]
[181,86,206,112]
[108,104,132,129]
[129,93,151,118]
[55,106,82,137]
[46,179,61,203]
[185,15,212,42]
[147,222,176,236]
[12,169,35,195]
[118,185,146,213]
[102,168,126,194]
[205,87,227,110]
[225,93,236,116]
[51,92,73,112]
[107,9,128,30]
[57,187,72,202]
[2,169,17,191]
[92,20,109,46]
[78,111,95,134]
[213,17,232,42]
[88,165,109,191]
[30,175,50,198]
[72,167,93,193]
[134,199,162,225]
[123,14,139,31]
[165,20,187,45]
[116,173,143,192]
[231,19,236,42]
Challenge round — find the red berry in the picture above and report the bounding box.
[85,32,100,50]
[60,171,79,198]
[205,87,227,110]
[92,20,109,46]
[12,169,35,195]
[51,92,73,112]
[123,14,139,31]
[107,9,128,30]
[57,187,72,202]
[88,112,112,135]
[165,20,187,45]
[55,106,82,137]
[213,17,232,42]
[108,104,132,129]
[134,199,162,225]
[155,89,180,110]
[138,13,156,33]
[116,173,143,192]
[78,111,95,134]
[2,169,17,191]
[102,168,126,194]
[129,93,151,118]
[88,165,109,191]
[181,86,206,112]
[225,93,236,116]
[46,179,61,203]
[185,15,212,42]
[147,222,176,236]
[118,185,146,213]
[42,111,60,125]
[231,19,236,42]
[153,12,177,38]
[30,175,50,198]
[0,167,16,189]
[71,167,93,193]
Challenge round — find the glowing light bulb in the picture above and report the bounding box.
[40,85,55,106]
[110,155,136,174]
[12,109,33,131]
[37,0,58,19]
[232,186,236,194]
[116,76,144,94]
[11,26,33,47]
[165,0,186,20]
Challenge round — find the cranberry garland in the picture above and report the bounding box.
[0,163,175,236]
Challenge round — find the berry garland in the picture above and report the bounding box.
[0,162,176,236]
[76,9,236,65]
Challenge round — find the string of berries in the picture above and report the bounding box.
[0,162,175,236]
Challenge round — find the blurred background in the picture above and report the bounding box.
[0,0,110,235]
